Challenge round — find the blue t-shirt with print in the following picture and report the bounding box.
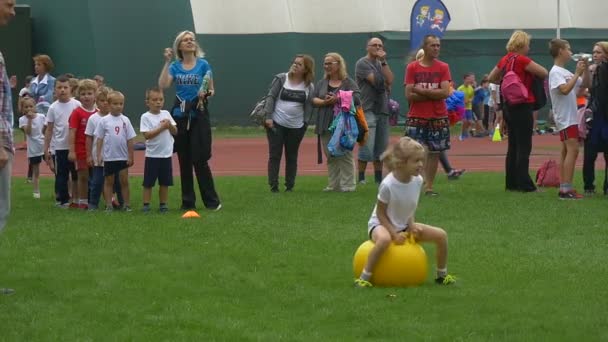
[169,58,212,102]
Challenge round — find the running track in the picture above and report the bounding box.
[10,134,605,177]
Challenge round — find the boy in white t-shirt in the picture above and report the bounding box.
[139,87,177,213]
[43,75,81,207]
[85,86,124,210]
[548,39,591,200]
[18,97,45,198]
[95,91,136,211]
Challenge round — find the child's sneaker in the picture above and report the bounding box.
[33,192,40,199]
[558,190,583,200]
[159,206,169,214]
[435,274,457,285]
[141,206,151,213]
[123,206,133,212]
[354,278,373,288]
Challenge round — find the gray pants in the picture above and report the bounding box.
[0,153,12,232]
[321,133,355,191]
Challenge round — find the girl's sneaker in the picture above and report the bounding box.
[435,274,457,285]
[354,278,373,288]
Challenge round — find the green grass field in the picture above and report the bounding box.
[1,173,607,341]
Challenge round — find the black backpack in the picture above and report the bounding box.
[530,76,546,111]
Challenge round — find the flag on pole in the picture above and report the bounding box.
[409,0,451,52]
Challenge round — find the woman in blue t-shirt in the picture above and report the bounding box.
[158,30,221,211]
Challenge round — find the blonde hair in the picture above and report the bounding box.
[290,54,315,86]
[380,137,425,171]
[68,78,79,95]
[76,79,98,97]
[32,54,54,73]
[96,86,113,101]
[323,52,347,80]
[173,30,205,60]
[107,91,125,104]
[595,41,608,59]
[415,48,425,61]
[506,30,531,53]
[18,96,36,114]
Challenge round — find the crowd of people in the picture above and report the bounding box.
[1,0,607,293]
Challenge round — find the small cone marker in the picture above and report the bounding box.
[182,210,200,218]
[492,124,502,142]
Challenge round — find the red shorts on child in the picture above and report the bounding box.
[559,125,579,142]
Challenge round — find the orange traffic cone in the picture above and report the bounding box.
[181,210,200,218]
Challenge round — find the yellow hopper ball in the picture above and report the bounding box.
[353,234,428,287]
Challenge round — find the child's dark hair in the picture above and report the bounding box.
[380,137,425,171]
[463,72,475,79]
[145,86,163,99]
[55,74,70,84]
[24,75,33,84]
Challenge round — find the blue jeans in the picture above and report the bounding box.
[54,150,72,204]
[358,112,389,162]
[89,166,123,209]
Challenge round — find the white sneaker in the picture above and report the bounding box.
[33,192,41,199]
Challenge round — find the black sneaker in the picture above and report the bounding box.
[447,169,466,180]
[270,186,279,193]
[558,190,583,200]
[159,206,169,214]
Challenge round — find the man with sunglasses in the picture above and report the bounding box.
[355,37,394,185]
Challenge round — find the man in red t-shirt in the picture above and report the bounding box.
[404,35,452,195]
[69,79,98,209]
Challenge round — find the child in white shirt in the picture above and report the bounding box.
[548,39,591,199]
[95,91,136,211]
[355,137,456,287]
[18,97,45,198]
[140,87,177,213]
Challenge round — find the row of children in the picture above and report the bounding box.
[19,75,177,212]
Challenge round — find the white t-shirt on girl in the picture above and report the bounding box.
[18,113,46,157]
[368,173,423,235]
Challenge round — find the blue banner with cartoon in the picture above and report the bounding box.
[409,0,451,52]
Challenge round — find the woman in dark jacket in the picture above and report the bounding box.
[312,52,360,192]
[262,54,315,192]
[488,30,548,192]
[583,41,608,195]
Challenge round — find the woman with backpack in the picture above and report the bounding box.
[488,30,548,192]
[583,41,608,196]
[262,55,315,193]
